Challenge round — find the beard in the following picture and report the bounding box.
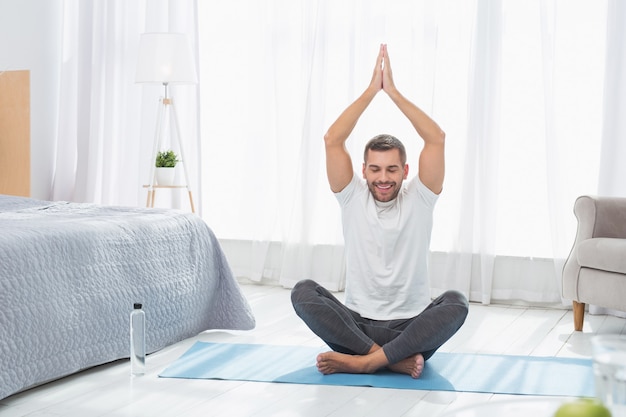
[367,180,401,202]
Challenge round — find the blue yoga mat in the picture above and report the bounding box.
[159,342,594,397]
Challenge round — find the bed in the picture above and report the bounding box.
[0,194,256,400]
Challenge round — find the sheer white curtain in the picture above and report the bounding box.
[200,1,620,304]
[434,0,502,305]
[52,0,200,210]
[592,0,626,318]
[599,0,626,198]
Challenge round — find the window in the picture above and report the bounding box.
[198,1,607,260]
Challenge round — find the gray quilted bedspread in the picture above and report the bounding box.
[0,195,255,400]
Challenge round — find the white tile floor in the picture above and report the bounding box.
[1,284,624,416]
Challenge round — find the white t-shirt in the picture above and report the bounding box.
[335,173,438,320]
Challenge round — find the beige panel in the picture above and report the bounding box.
[0,70,30,197]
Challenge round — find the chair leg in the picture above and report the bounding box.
[573,301,585,331]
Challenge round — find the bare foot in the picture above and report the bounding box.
[316,351,380,375]
[316,349,424,379]
[388,353,424,379]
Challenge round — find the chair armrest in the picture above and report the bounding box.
[575,195,626,239]
[563,195,626,303]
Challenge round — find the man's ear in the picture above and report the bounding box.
[403,163,409,179]
[362,163,366,178]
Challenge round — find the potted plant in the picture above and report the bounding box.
[155,150,179,186]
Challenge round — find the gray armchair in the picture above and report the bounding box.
[562,195,626,331]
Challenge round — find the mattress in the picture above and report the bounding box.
[0,194,255,399]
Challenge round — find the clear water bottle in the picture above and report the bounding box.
[130,303,145,375]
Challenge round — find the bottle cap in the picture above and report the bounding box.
[134,303,142,309]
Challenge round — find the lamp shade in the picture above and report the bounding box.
[135,33,197,84]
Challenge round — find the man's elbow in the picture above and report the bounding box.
[324,130,341,148]
[323,131,332,145]
[434,129,446,146]
[423,129,445,148]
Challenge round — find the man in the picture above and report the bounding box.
[291,44,468,379]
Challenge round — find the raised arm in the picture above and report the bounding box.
[381,45,446,194]
[324,46,384,192]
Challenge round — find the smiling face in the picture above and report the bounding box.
[362,148,409,202]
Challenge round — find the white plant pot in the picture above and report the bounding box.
[155,167,176,186]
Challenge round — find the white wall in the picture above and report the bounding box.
[0,0,62,199]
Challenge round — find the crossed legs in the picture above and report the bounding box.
[291,279,468,378]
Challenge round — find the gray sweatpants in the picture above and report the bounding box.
[291,279,469,364]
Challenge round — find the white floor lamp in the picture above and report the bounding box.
[135,32,197,212]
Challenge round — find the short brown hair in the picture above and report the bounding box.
[364,134,407,165]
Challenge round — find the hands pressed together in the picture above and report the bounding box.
[370,44,397,96]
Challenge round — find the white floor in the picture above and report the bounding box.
[1,284,625,417]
